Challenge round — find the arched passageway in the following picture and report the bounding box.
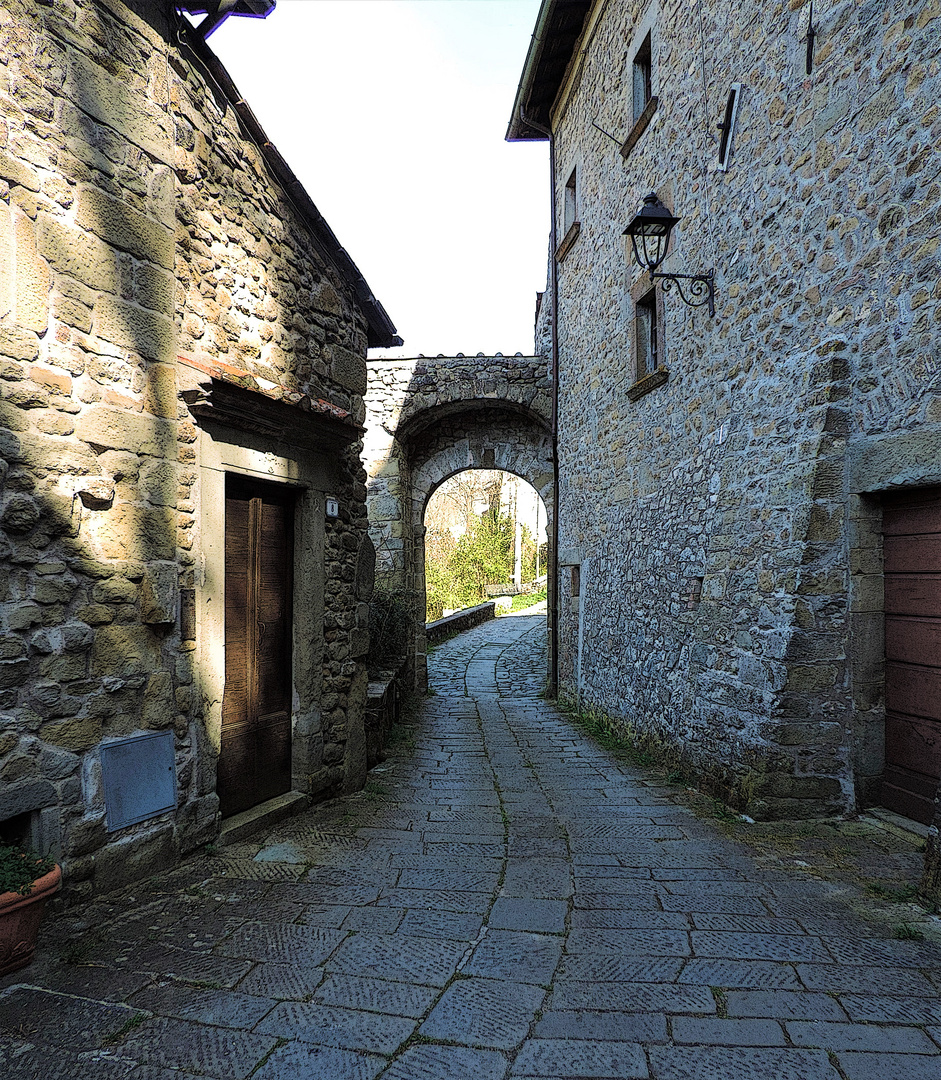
[363,355,554,688]
[423,469,548,623]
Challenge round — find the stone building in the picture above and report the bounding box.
[509,1,941,829]
[0,0,397,898]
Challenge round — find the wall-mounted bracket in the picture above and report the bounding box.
[652,270,716,318]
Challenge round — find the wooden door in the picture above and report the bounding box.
[882,488,941,823]
[218,479,294,817]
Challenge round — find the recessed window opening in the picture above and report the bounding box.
[635,288,658,379]
[564,168,578,233]
[571,565,580,598]
[633,31,653,122]
[717,84,743,172]
[0,811,33,848]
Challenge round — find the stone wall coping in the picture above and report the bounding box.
[368,355,546,366]
[426,602,497,644]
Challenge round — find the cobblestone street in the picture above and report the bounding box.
[3,612,941,1078]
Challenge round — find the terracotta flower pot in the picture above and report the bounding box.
[0,864,61,978]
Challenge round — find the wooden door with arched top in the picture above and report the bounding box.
[218,477,294,817]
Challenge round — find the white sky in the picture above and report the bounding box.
[209,0,549,358]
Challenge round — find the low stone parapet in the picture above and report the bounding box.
[426,602,496,645]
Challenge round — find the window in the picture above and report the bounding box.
[556,166,581,263]
[621,30,658,159]
[635,288,658,379]
[564,168,577,232]
[632,32,652,123]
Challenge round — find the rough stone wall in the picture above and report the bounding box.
[549,0,941,818]
[0,0,374,897]
[364,354,553,688]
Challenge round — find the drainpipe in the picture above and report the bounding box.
[519,107,560,699]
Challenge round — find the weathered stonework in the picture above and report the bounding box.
[0,0,395,898]
[364,354,553,688]
[512,0,941,821]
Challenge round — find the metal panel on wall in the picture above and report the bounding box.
[101,731,177,832]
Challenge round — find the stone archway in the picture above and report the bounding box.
[364,355,553,689]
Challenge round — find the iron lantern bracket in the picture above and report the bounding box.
[651,269,716,318]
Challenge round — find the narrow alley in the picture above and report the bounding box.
[3,612,941,1079]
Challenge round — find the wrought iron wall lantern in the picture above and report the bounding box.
[623,193,716,317]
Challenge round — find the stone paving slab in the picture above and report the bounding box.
[250,1041,386,1080]
[311,973,439,1018]
[419,977,546,1049]
[326,932,467,987]
[0,986,145,1052]
[255,1000,416,1053]
[835,1053,941,1080]
[117,1015,278,1076]
[724,989,850,1020]
[7,614,941,1079]
[381,1043,509,1080]
[128,983,276,1028]
[463,928,563,984]
[647,1045,841,1079]
[510,1036,648,1077]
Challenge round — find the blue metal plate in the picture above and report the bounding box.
[101,731,177,832]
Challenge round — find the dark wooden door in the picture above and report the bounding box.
[218,479,294,817]
[882,488,941,823]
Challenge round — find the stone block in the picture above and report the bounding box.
[91,578,138,604]
[328,344,367,395]
[136,261,175,316]
[91,624,162,678]
[772,722,844,748]
[0,322,40,362]
[38,716,102,752]
[138,460,177,507]
[143,362,178,418]
[91,825,178,894]
[75,403,175,457]
[0,149,42,195]
[7,602,43,631]
[142,670,175,728]
[848,428,941,494]
[40,654,88,682]
[40,744,81,781]
[64,47,170,165]
[849,574,883,614]
[0,658,29,690]
[349,627,369,658]
[140,561,178,624]
[65,815,108,857]
[8,211,47,337]
[0,779,56,823]
[75,184,175,269]
[36,214,120,294]
[13,431,99,476]
[1,492,40,533]
[94,293,175,362]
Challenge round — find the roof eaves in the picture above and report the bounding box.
[506,0,594,142]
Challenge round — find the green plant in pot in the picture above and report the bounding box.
[0,844,61,977]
